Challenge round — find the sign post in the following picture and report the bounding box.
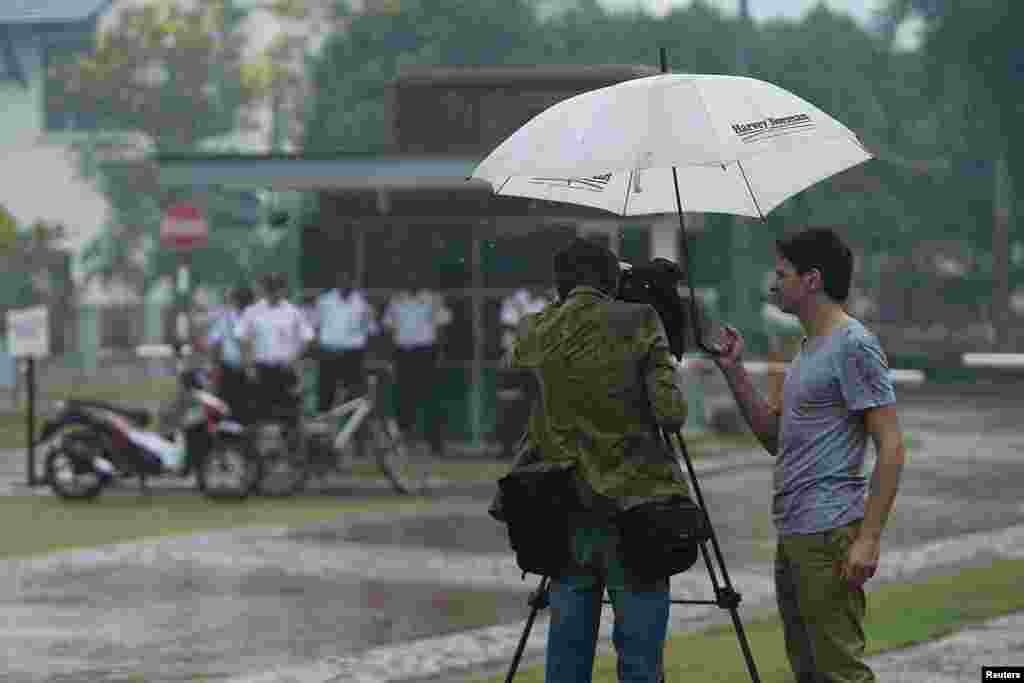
[26,357,35,487]
[6,306,50,486]
[160,202,208,358]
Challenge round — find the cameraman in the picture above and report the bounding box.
[508,238,690,683]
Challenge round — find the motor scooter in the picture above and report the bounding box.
[37,367,258,500]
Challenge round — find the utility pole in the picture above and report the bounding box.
[993,156,1013,351]
[737,0,750,73]
[731,0,756,337]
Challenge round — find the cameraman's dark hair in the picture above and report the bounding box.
[553,238,620,298]
[776,227,853,303]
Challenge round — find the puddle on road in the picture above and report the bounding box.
[292,512,513,554]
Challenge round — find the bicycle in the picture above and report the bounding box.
[304,365,431,495]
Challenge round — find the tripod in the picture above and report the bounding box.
[503,426,761,683]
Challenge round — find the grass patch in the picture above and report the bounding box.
[0,412,43,451]
[0,493,434,559]
[0,377,178,449]
[473,558,1024,682]
[7,376,177,409]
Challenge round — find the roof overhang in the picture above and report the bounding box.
[158,153,489,192]
[0,0,114,25]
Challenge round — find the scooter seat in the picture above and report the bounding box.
[68,399,152,427]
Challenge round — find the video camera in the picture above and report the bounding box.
[617,258,697,361]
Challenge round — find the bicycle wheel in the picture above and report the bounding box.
[370,417,430,495]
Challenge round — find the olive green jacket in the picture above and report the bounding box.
[508,286,690,510]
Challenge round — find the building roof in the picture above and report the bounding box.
[0,0,113,25]
[393,64,660,88]
[158,153,486,192]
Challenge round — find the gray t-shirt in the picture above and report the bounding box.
[773,318,896,536]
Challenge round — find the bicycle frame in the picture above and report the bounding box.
[313,393,374,453]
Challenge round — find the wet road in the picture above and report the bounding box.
[2,387,1023,682]
[8,565,526,682]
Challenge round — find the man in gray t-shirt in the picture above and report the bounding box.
[775,318,896,536]
[713,228,905,683]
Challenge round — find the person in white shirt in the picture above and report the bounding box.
[382,270,452,457]
[496,286,551,458]
[234,272,315,424]
[314,271,378,412]
[499,287,551,355]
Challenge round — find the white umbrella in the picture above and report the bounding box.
[472,72,871,219]
[471,68,872,353]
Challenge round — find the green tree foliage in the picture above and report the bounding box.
[49,0,264,150]
[0,213,70,311]
[875,0,1023,345]
[49,0,276,296]
[307,1,944,249]
[306,0,542,153]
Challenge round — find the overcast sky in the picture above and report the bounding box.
[601,0,925,49]
[602,0,888,24]
[598,0,888,23]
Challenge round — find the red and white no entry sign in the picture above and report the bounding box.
[160,202,208,250]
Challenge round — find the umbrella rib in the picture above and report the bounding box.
[496,176,513,195]
[736,161,766,222]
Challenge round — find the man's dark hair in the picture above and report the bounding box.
[553,237,620,298]
[776,227,853,303]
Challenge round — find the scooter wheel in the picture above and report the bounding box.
[45,437,107,501]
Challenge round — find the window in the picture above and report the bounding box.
[0,28,26,84]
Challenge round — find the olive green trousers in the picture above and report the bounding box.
[775,520,875,683]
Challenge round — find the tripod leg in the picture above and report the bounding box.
[663,427,762,683]
[506,576,550,683]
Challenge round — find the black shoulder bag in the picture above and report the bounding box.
[490,459,581,578]
[615,494,712,583]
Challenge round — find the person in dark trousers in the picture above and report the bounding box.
[496,286,552,458]
[313,271,378,412]
[382,270,452,458]
[207,284,255,421]
[712,227,906,683]
[508,238,690,683]
[235,272,315,424]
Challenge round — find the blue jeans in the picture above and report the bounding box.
[545,575,669,683]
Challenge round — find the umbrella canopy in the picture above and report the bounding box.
[472,73,871,219]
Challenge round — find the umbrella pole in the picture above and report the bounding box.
[659,46,718,357]
[670,168,718,356]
